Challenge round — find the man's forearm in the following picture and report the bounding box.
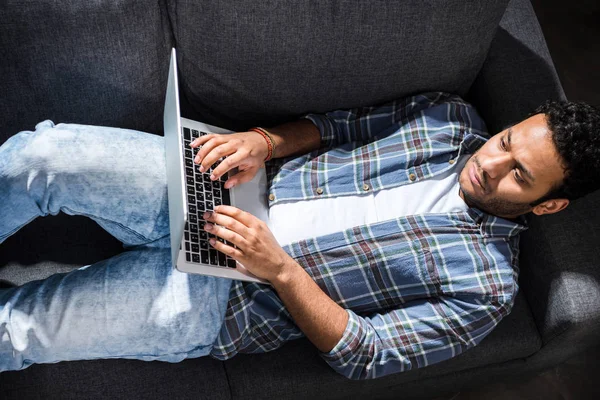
[266,119,322,159]
[272,259,349,353]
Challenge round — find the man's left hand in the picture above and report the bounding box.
[202,205,295,283]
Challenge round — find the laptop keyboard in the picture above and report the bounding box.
[182,127,237,269]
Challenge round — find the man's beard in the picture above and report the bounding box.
[458,185,532,219]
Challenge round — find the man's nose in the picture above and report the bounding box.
[480,154,512,180]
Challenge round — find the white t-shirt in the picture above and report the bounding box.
[268,155,469,247]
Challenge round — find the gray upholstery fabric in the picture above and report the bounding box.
[328,358,543,400]
[0,0,173,143]
[225,357,544,400]
[520,191,600,369]
[466,0,566,135]
[0,357,231,400]
[170,0,509,131]
[0,215,123,285]
[223,292,540,399]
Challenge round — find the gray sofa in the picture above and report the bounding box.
[1,1,599,399]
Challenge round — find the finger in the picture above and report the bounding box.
[213,205,256,227]
[200,142,235,173]
[203,210,251,236]
[207,238,244,260]
[224,167,258,189]
[203,221,247,248]
[193,136,223,167]
[190,133,217,148]
[209,152,243,181]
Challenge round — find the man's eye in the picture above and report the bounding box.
[514,170,524,183]
[500,137,507,151]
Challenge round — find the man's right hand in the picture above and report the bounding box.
[190,131,268,189]
[191,118,322,189]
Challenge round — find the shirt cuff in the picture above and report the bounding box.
[302,113,338,149]
[321,309,366,364]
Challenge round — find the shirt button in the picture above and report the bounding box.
[316,187,324,195]
[363,184,370,191]
[449,159,455,165]
[268,193,275,201]
[409,173,416,182]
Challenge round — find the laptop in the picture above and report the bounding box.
[164,48,270,284]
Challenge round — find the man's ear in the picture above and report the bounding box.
[531,198,570,216]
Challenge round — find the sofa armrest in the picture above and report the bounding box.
[466,0,566,135]
[468,0,600,367]
[519,192,600,367]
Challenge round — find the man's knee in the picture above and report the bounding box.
[2,121,65,172]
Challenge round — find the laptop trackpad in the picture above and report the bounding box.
[231,167,270,224]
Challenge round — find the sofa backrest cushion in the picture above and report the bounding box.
[0,1,172,142]
[171,0,510,130]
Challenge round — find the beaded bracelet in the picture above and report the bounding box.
[250,127,276,161]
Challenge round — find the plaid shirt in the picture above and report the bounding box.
[210,92,526,380]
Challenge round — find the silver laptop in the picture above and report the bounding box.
[164,48,270,284]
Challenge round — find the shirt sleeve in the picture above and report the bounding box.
[303,106,396,149]
[302,93,459,149]
[321,295,512,380]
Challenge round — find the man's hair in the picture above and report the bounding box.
[531,100,600,205]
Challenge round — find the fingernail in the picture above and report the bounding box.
[210,174,216,180]
[194,156,199,163]
[199,165,205,172]
[203,211,212,219]
[204,223,213,231]
[209,238,216,245]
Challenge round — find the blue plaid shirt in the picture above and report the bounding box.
[210,92,526,380]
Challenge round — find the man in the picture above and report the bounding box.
[1,93,599,379]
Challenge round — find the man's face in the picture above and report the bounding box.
[458,114,567,219]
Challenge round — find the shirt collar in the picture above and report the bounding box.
[459,132,489,156]
[465,204,528,238]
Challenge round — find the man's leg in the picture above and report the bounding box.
[0,236,233,372]
[0,121,232,371]
[0,120,170,247]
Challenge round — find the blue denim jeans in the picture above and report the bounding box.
[0,121,233,372]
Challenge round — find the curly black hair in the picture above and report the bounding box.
[531,100,600,204]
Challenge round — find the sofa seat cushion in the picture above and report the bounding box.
[223,291,540,399]
[0,215,123,285]
[0,357,231,400]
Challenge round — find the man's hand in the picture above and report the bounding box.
[203,205,348,352]
[191,131,268,189]
[191,119,322,189]
[202,205,295,282]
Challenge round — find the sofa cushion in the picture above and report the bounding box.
[466,0,566,135]
[0,214,123,285]
[170,0,510,130]
[519,190,600,367]
[0,0,173,143]
[223,291,540,399]
[0,356,231,400]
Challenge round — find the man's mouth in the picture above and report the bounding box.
[469,163,485,192]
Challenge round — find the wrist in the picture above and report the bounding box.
[248,130,270,161]
[271,258,302,289]
[250,127,275,161]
